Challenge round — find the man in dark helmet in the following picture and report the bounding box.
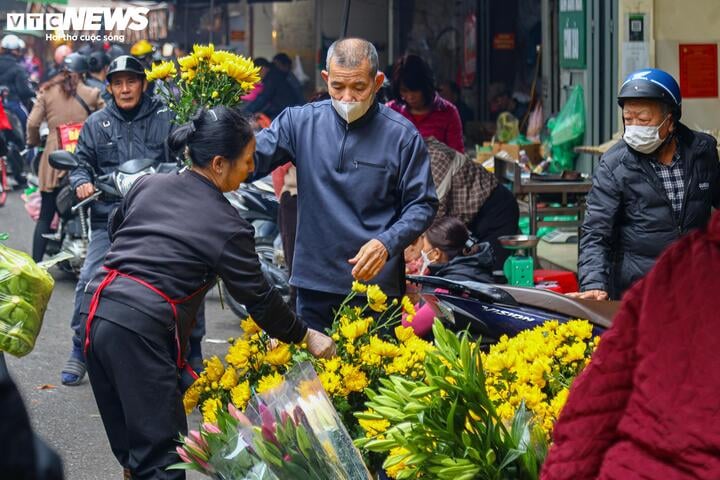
[61,55,174,388]
[575,68,720,301]
[85,50,112,104]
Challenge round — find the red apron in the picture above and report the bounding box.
[84,266,209,379]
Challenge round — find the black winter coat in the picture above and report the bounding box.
[69,94,174,229]
[578,124,720,299]
[0,54,34,103]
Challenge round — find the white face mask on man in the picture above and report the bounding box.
[331,94,375,123]
[623,116,670,154]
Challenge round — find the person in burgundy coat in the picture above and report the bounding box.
[542,209,720,480]
[387,54,464,153]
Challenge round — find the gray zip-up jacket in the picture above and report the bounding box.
[254,100,438,296]
[579,124,720,299]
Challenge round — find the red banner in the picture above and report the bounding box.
[57,122,84,154]
[679,44,718,98]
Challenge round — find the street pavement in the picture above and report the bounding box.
[1,190,243,479]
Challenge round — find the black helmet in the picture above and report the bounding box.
[88,51,110,73]
[63,53,89,74]
[107,44,125,61]
[617,68,682,119]
[106,55,145,81]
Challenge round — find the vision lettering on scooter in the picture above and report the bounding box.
[481,305,535,323]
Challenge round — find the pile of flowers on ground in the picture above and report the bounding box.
[483,319,599,437]
[145,43,260,124]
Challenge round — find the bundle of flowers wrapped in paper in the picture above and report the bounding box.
[145,43,260,124]
[183,316,301,424]
[173,362,372,479]
[482,319,599,437]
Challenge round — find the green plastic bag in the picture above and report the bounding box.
[0,238,55,357]
[548,85,586,173]
[518,214,578,238]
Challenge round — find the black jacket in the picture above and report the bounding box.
[0,54,34,103]
[245,67,304,118]
[428,242,495,283]
[81,170,306,351]
[579,124,720,299]
[69,94,173,229]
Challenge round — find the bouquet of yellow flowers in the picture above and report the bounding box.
[145,43,260,124]
[183,316,300,424]
[483,319,599,437]
[314,281,434,439]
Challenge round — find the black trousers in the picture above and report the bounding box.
[84,316,186,480]
[32,189,58,262]
[468,185,520,272]
[278,192,298,311]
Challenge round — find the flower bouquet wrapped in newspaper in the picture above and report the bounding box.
[246,361,372,480]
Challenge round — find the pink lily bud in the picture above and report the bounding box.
[176,446,193,465]
[202,422,222,434]
[228,403,252,427]
[188,430,208,450]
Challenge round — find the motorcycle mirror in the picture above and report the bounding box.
[49,150,79,170]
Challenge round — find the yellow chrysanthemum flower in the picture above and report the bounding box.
[219,366,238,390]
[192,43,215,60]
[340,318,371,341]
[201,397,222,423]
[384,447,411,479]
[366,284,388,312]
[204,356,225,382]
[368,336,400,358]
[230,380,251,409]
[265,343,292,366]
[401,296,416,316]
[240,316,261,337]
[180,69,196,81]
[358,410,390,437]
[318,370,341,396]
[340,363,368,394]
[226,339,251,370]
[145,61,177,82]
[178,54,199,70]
[182,385,201,414]
[351,281,367,293]
[257,371,284,394]
[394,325,415,343]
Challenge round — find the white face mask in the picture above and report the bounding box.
[331,94,375,123]
[419,249,434,274]
[623,116,670,154]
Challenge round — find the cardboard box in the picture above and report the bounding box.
[484,141,542,165]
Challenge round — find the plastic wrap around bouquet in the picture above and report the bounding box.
[0,237,55,357]
[172,362,372,479]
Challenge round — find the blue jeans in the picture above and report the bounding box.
[70,227,112,352]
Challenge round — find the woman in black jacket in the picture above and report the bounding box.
[80,106,335,480]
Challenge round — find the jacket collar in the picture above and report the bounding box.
[106,93,161,123]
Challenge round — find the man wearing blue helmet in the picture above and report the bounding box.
[576,68,720,300]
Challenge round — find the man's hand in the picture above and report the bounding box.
[349,239,389,282]
[566,289,609,301]
[75,183,95,200]
[304,329,336,359]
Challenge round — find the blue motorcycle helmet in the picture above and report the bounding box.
[618,68,682,120]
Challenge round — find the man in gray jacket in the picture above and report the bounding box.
[254,38,438,330]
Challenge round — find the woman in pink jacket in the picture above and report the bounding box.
[387,54,465,153]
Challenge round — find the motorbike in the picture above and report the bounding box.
[0,85,27,190]
[222,177,290,318]
[407,275,618,345]
[44,150,158,274]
